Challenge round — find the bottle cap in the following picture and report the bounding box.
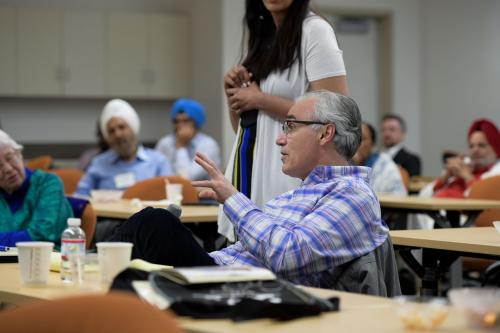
[67,218,81,227]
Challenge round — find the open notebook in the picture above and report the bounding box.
[156,265,276,285]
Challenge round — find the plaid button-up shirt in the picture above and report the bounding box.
[210,165,388,288]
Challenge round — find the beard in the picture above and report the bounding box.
[471,156,497,169]
[112,137,138,159]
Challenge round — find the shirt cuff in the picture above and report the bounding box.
[0,230,32,247]
[223,192,257,227]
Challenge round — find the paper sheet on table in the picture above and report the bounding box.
[129,199,174,208]
[128,259,172,272]
[49,254,171,273]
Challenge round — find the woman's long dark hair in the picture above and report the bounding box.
[242,0,310,82]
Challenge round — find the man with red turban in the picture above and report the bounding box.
[433,118,500,198]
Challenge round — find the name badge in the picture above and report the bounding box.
[114,172,136,189]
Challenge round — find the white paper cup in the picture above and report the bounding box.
[96,242,133,283]
[493,221,500,234]
[165,183,183,206]
[16,241,54,285]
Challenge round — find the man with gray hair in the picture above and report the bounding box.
[110,91,390,290]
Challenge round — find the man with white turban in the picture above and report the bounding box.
[76,99,172,196]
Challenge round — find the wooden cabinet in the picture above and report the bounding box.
[17,8,62,95]
[107,12,148,97]
[63,10,106,96]
[149,14,190,98]
[107,12,190,98]
[0,7,190,99]
[0,8,17,94]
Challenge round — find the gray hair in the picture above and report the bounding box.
[0,130,23,151]
[301,90,362,159]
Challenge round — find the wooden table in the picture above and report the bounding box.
[379,195,500,228]
[0,263,106,306]
[0,264,482,333]
[390,227,500,295]
[407,179,432,194]
[93,200,219,222]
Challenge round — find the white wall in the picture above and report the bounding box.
[220,0,244,164]
[0,0,191,11]
[328,17,380,127]
[421,0,500,176]
[190,0,223,155]
[0,98,169,143]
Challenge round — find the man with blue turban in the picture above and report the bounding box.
[156,98,221,180]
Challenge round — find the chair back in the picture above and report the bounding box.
[122,176,199,204]
[80,203,97,248]
[468,175,500,227]
[66,196,96,249]
[331,236,401,297]
[48,169,84,194]
[398,166,410,190]
[25,155,53,170]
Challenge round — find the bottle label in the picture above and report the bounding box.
[61,239,85,261]
[60,238,85,283]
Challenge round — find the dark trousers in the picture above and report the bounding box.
[109,207,216,267]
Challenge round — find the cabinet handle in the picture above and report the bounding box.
[55,67,64,82]
[143,69,155,85]
[63,68,70,82]
[55,67,70,82]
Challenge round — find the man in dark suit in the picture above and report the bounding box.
[381,114,421,177]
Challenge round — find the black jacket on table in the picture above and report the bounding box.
[393,148,421,177]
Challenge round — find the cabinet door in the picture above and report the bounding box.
[63,10,105,96]
[107,12,148,97]
[148,14,191,98]
[0,8,17,95]
[17,8,62,95]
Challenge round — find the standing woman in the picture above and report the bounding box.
[221,0,348,241]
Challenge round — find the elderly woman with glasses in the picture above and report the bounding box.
[0,130,72,247]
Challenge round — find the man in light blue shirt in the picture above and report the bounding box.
[155,98,220,180]
[76,99,172,196]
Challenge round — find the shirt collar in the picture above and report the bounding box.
[385,143,404,158]
[302,165,371,186]
[364,153,380,168]
[110,145,148,164]
[135,146,149,161]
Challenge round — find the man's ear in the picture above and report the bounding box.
[319,123,336,146]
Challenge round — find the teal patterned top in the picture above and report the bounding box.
[0,170,72,245]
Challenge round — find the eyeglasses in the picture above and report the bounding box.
[281,119,329,134]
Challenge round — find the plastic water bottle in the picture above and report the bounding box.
[60,218,86,284]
